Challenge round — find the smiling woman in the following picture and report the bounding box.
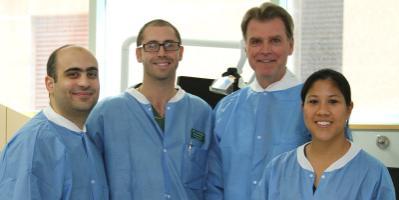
[252,69,396,199]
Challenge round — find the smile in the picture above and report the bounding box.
[316,121,332,127]
[72,91,93,97]
[155,62,170,66]
[257,58,275,63]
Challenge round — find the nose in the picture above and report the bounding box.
[259,42,272,54]
[157,45,166,56]
[77,75,90,88]
[316,103,330,116]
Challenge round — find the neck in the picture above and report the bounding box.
[138,80,177,117]
[308,137,350,157]
[66,113,87,130]
[50,102,87,130]
[256,68,286,89]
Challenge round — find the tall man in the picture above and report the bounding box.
[0,45,108,199]
[207,3,311,199]
[86,19,213,199]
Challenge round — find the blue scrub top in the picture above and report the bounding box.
[0,107,108,200]
[253,142,396,200]
[207,71,312,200]
[86,87,213,200]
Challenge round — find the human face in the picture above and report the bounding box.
[303,79,353,143]
[136,26,183,82]
[46,47,100,117]
[245,18,293,88]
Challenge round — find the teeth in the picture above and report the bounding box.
[258,59,272,63]
[317,121,331,126]
[155,61,169,66]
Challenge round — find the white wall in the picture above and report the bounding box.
[343,0,399,124]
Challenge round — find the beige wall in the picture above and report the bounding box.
[0,105,6,148]
[0,0,88,112]
[0,104,31,150]
[343,0,399,122]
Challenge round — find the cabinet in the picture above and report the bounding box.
[0,105,6,148]
[0,104,31,150]
[352,129,399,197]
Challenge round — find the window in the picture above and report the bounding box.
[0,0,89,112]
[32,14,88,109]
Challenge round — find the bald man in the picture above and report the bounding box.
[0,45,108,200]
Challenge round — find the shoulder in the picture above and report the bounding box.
[7,112,62,146]
[90,92,135,116]
[269,148,298,167]
[355,150,389,170]
[183,92,212,111]
[2,113,67,168]
[272,84,303,100]
[261,148,299,182]
[351,150,395,195]
[214,87,251,111]
[95,92,131,108]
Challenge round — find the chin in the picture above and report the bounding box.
[313,133,340,142]
[73,102,96,112]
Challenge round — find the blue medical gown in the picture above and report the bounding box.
[207,84,311,200]
[253,143,396,200]
[86,89,213,200]
[0,112,109,200]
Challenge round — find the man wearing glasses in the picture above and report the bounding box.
[86,19,213,200]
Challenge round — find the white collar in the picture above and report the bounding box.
[126,86,186,104]
[249,69,301,92]
[297,140,361,172]
[43,106,86,133]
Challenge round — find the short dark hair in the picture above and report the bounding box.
[136,19,181,46]
[46,44,73,82]
[241,2,294,40]
[301,68,352,106]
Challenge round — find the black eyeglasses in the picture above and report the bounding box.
[138,41,181,52]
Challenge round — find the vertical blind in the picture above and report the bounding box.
[32,14,88,109]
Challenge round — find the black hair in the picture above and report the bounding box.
[301,68,352,106]
[46,44,74,82]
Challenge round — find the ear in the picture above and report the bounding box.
[347,101,354,118]
[243,40,249,56]
[288,38,294,55]
[178,46,184,61]
[136,48,143,63]
[45,75,55,94]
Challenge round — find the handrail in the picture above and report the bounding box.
[120,36,246,92]
[350,124,399,131]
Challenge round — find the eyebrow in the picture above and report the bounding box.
[307,94,340,98]
[145,39,178,43]
[64,67,98,73]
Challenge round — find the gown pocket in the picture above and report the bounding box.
[181,144,207,190]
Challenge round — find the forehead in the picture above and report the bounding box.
[142,25,178,42]
[56,47,98,72]
[246,18,287,39]
[308,79,342,95]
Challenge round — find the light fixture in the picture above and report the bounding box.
[209,67,241,95]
